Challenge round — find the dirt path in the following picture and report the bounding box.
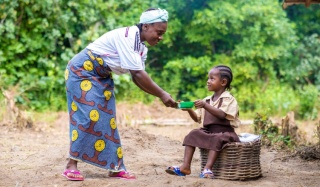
[1,103,320,187]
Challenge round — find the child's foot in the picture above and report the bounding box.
[199,168,214,179]
[165,166,191,176]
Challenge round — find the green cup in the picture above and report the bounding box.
[178,101,194,109]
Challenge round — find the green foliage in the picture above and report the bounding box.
[161,55,213,101]
[0,0,163,110]
[285,4,320,38]
[297,85,319,120]
[254,112,293,148]
[0,0,319,120]
[186,0,297,77]
[275,34,320,120]
[235,81,300,118]
[112,73,155,103]
[253,111,273,134]
[282,34,320,88]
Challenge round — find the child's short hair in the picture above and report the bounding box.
[213,65,233,90]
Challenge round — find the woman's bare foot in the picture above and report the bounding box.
[66,158,78,170]
[63,158,84,180]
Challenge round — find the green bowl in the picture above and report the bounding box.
[178,101,194,109]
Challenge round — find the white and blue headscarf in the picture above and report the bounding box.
[139,8,169,24]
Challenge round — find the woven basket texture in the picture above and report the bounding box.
[200,139,262,180]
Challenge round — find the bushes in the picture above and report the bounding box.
[0,0,319,119]
[297,85,319,120]
[253,112,293,148]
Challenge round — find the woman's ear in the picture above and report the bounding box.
[142,24,148,31]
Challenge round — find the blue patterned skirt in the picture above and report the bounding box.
[65,48,126,171]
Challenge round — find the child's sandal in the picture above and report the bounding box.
[199,168,214,179]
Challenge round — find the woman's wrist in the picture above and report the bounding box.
[159,91,169,100]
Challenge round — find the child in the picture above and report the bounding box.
[165,65,241,179]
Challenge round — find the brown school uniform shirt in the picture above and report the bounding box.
[195,91,241,128]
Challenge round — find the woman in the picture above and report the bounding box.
[62,8,176,181]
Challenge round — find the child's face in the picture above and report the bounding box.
[207,68,224,92]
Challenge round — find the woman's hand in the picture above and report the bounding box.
[160,92,177,108]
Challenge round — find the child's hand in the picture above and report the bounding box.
[174,100,182,109]
[181,108,193,112]
[194,99,206,109]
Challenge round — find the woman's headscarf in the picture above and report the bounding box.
[139,8,169,24]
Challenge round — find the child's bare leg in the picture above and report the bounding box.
[179,145,195,175]
[204,150,218,170]
[199,150,218,178]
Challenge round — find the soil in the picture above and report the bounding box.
[1,101,320,187]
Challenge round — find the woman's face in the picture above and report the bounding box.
[141,22,167,46]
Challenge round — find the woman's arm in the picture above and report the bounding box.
[131,73,153,95]
[130,69,176,107]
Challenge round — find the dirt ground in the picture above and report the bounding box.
[0,101,320,187]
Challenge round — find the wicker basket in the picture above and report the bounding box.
[200,139,262,180]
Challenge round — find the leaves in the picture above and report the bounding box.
[0,0,319,119]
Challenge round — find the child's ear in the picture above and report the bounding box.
[221,78,228,86]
